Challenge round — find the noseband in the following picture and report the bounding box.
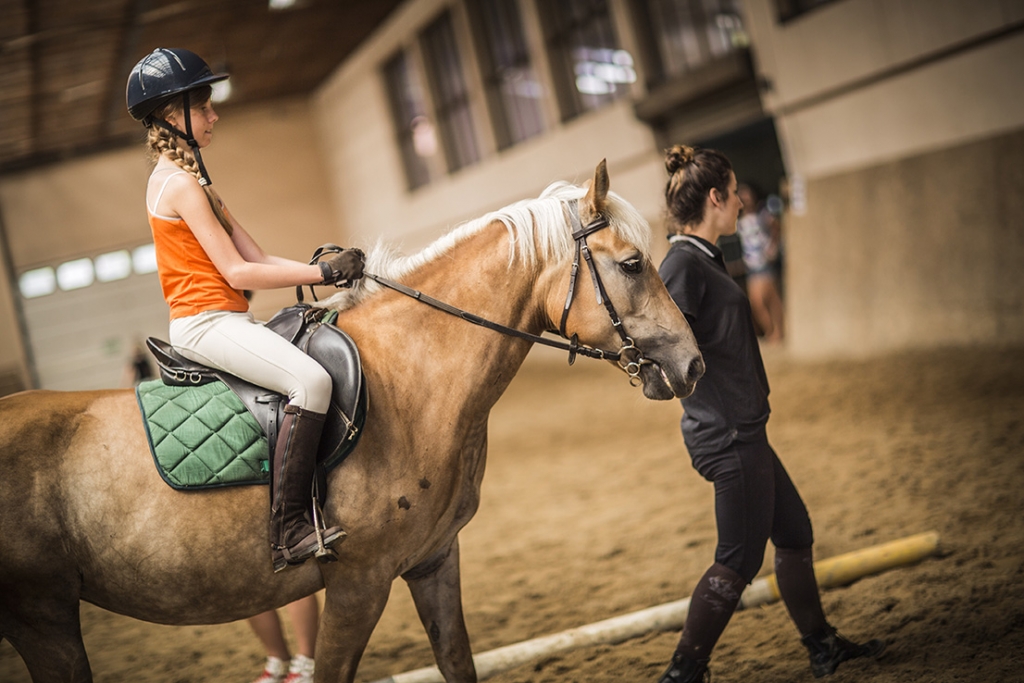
[306,203,649,386]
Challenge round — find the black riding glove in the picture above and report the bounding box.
[319,248,365,287]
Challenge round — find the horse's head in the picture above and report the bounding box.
[539,160,704,400]
[326,159,702,399]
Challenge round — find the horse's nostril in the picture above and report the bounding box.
[688,357,705,382]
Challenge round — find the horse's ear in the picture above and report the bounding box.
[585,158,609,215]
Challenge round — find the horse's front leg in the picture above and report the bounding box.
[403,538,477,683]
[314,569,392,683]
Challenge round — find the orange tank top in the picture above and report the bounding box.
[147,177,249,319]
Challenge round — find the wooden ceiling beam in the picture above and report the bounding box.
[103,0,152,137]
[26,0,41,161]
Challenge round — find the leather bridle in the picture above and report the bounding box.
[556,205,647,384]
[306,203,649,385]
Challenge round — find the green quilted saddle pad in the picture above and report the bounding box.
[136,379,270,490]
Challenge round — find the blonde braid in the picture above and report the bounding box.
[146,124,233,235]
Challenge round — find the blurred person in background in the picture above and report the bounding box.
[736,183,784,343]
[123,338,155,387]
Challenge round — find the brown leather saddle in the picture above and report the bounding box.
[145,303,366,473]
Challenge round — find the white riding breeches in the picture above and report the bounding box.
[169,310,332,413]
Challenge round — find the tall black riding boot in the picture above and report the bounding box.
[774,546,829,637]
[656,563,747,682]
[801,624,885,678]
[269,404,346,572]
[657,653,710,683]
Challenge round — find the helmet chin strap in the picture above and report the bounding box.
[149,90,213,186]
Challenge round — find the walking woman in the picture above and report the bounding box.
[126,48,365,572]
[655,144,884,682]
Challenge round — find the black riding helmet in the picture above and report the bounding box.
[127,47,228,123]
[126,48,228,185]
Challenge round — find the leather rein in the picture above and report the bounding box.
[304,205,648,385]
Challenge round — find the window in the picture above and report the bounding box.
[634,0,748,85]
[420,11,481,173]
[56,258,94,291]
[383,51,437,190]
[467,0,545,150]
[132,244,158,274]
[94,250,133,282]
[775,0,840,22]
[17,243,158,299]
[539,0,634,122]
[19,267,56,299]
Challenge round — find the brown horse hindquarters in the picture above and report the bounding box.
[0,390,323,627]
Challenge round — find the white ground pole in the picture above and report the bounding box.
[371,531,940,683]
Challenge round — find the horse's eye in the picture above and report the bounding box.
[619,258,643,275]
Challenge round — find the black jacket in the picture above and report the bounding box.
[659,235,770,455]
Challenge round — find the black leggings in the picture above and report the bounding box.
[691,431,814,583]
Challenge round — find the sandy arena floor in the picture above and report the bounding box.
[2,343,1023,682]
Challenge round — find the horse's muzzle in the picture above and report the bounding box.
[639,354,703,400]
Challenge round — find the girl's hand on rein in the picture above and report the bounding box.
[320,249,366,287]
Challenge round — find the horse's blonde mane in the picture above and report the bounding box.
[324,180,651,312]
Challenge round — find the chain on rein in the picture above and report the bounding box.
[304,202,650,387]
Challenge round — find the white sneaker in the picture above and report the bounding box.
[283,654,315,683]
[251,656,288,683]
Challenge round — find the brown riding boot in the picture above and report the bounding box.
[269,404,346,572]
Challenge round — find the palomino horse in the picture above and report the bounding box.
[0,161,702,682]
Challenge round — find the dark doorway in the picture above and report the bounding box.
[699,117,788,339]
[698,117,786,202]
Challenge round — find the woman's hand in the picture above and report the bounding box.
[320,249,365,287]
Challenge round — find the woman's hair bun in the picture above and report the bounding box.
[665,145,696,174]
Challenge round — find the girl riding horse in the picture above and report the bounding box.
[126,47,364,572]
